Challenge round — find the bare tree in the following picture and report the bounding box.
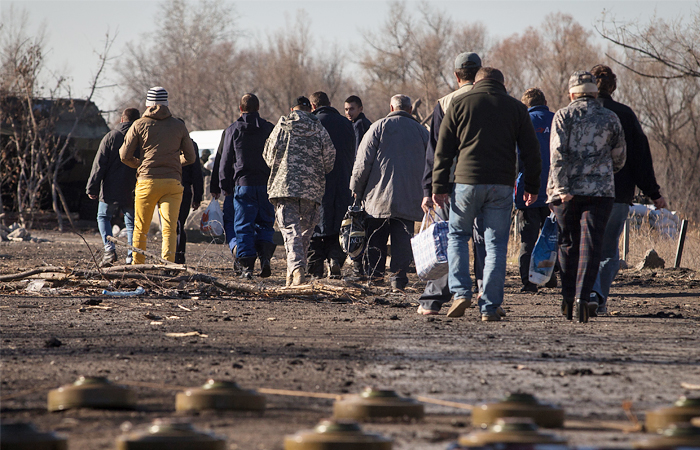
[490,13,602,110]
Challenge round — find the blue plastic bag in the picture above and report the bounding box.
[528,213,558,285]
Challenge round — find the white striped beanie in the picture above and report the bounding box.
[145,86,168,106]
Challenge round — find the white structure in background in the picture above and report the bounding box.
[190,129,224,198]
[628,204,681,238]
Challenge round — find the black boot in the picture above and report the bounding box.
[257,241,276,278]
[239,257,256,280]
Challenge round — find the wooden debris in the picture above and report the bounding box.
[165,331,208,338]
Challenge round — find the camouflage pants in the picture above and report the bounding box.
[272,198,320,277]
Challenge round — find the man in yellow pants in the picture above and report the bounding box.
[119,86,196,264]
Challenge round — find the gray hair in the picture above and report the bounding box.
[390,94,412,112]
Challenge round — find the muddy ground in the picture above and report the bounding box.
[1,230,699,449]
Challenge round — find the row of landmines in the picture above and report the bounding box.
[3,376,699,449]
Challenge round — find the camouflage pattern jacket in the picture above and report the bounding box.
[264,110,336,204]
[547,97,626,202]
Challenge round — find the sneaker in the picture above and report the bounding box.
[100,250,117,267]
[482,312,502,322]
[446,297,471,318]
[125,255,133,265]
[590,292,605,316]
[520,283,538,293]
[328,260,342,279]
[496,306,506,317]
[417,305,439,316]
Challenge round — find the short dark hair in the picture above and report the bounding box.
[521,88,547,108]
[310,91,330,107]
[344,95,362,107]
[455,66,480,83]
[590,64,617,95]
[240,93,259,113]
[122,108,140,122]
[475,67,505,85]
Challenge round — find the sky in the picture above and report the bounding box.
[3,0,697,123]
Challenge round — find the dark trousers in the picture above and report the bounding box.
[175,185,193,264]
[233,185,275,259]
[517,206,552,286]
[551,196,613,302]
[308,234,346,277]
[419,215,484,312]
[365,217,414,285]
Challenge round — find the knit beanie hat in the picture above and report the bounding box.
[145,86,168,106]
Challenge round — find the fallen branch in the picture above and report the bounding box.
[415,395,473,410]
[0,266,68,282]
[103,264,186,273]
[107,236,193,271]
[681,382,700,390]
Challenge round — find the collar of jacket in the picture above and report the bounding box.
[143,104,172,120]
[118,121,133,133]
[312,106,340,116]
[239,111,260,121]
[386,110,416,121]
[528,105,550,113]
[352,112,367,123]
[471,79,507,94]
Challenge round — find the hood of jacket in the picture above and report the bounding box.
[313,106,341,117]
[279,110,321,137]
[117,121,133,134]
[142,105,172,120]
[238,112,267,134]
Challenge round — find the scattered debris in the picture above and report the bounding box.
[25,279,46,292]
[45,337,62,348]
[144,313,162,320]
[102,286,146,297]
[165,331,208,338]
[637,249,665,270]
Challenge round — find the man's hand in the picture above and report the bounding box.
[421,196,433,213]
[221,190,231,198]
[88,194,97,200]
[192,202,201,210]
[211,193,221,200]
[523,192,538,207]
[653,196,668,210]
[559,193,573,202]
[352,192,357,198]
[432,193,450,209]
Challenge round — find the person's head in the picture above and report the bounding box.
[521,88,547,108]
[389,94,412,113]
[590,64,617,96]
[344,95,363,121]
[145,86,168,107]
[240,93,260,113]
[291,95,312,112]
[475,67,505,85]
[568,70,598,101]
[121,108,140,123]
[309,91,330,110]
[454,52,482,85]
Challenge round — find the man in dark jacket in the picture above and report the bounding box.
[344,95,372,152]
[418,51,485,316]
[433,67,541,322]
[219,93,276,278]
[351,94,429,289]
[174,121,203,265]
[307,91,356,279]
[515,88,557,292]
[86,107,140,266]
[211,135,237,261]
[589,65,667,314]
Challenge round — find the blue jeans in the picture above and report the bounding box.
[592,202,629,301]
[233,185,275,258]
[448,184,513,314]
[222,194,237,253]
[97,202,134,258]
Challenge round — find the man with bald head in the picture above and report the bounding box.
[433,67,541,321]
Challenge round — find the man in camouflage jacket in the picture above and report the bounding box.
[263,96,336,286]
[547,70,626,323]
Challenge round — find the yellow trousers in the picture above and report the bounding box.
[132,179,183,264]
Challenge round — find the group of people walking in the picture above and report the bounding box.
[86,51,665,323]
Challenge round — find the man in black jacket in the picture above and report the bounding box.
[433,67,541,322]
[308,91,356,278]
[219,93,276,278]
[175,120,203,265]
[86,108,140,267]
[344,95,372,152]
[589,65,667,314]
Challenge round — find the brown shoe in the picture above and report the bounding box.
[291,268,306,286]
[481,312,502,322]
[446,297,471,318]
[496,306,506,317]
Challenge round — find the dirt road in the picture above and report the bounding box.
[1,231,699,449]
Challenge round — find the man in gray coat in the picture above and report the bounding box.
[350,94,429,289]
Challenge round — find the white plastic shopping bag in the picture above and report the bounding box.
[200,200,224,236]
[410,208,449,280]
[528,213,558,285]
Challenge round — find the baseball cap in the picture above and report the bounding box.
[293,96,311,108]
[568,70,598,94]
[454,52,482,70]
